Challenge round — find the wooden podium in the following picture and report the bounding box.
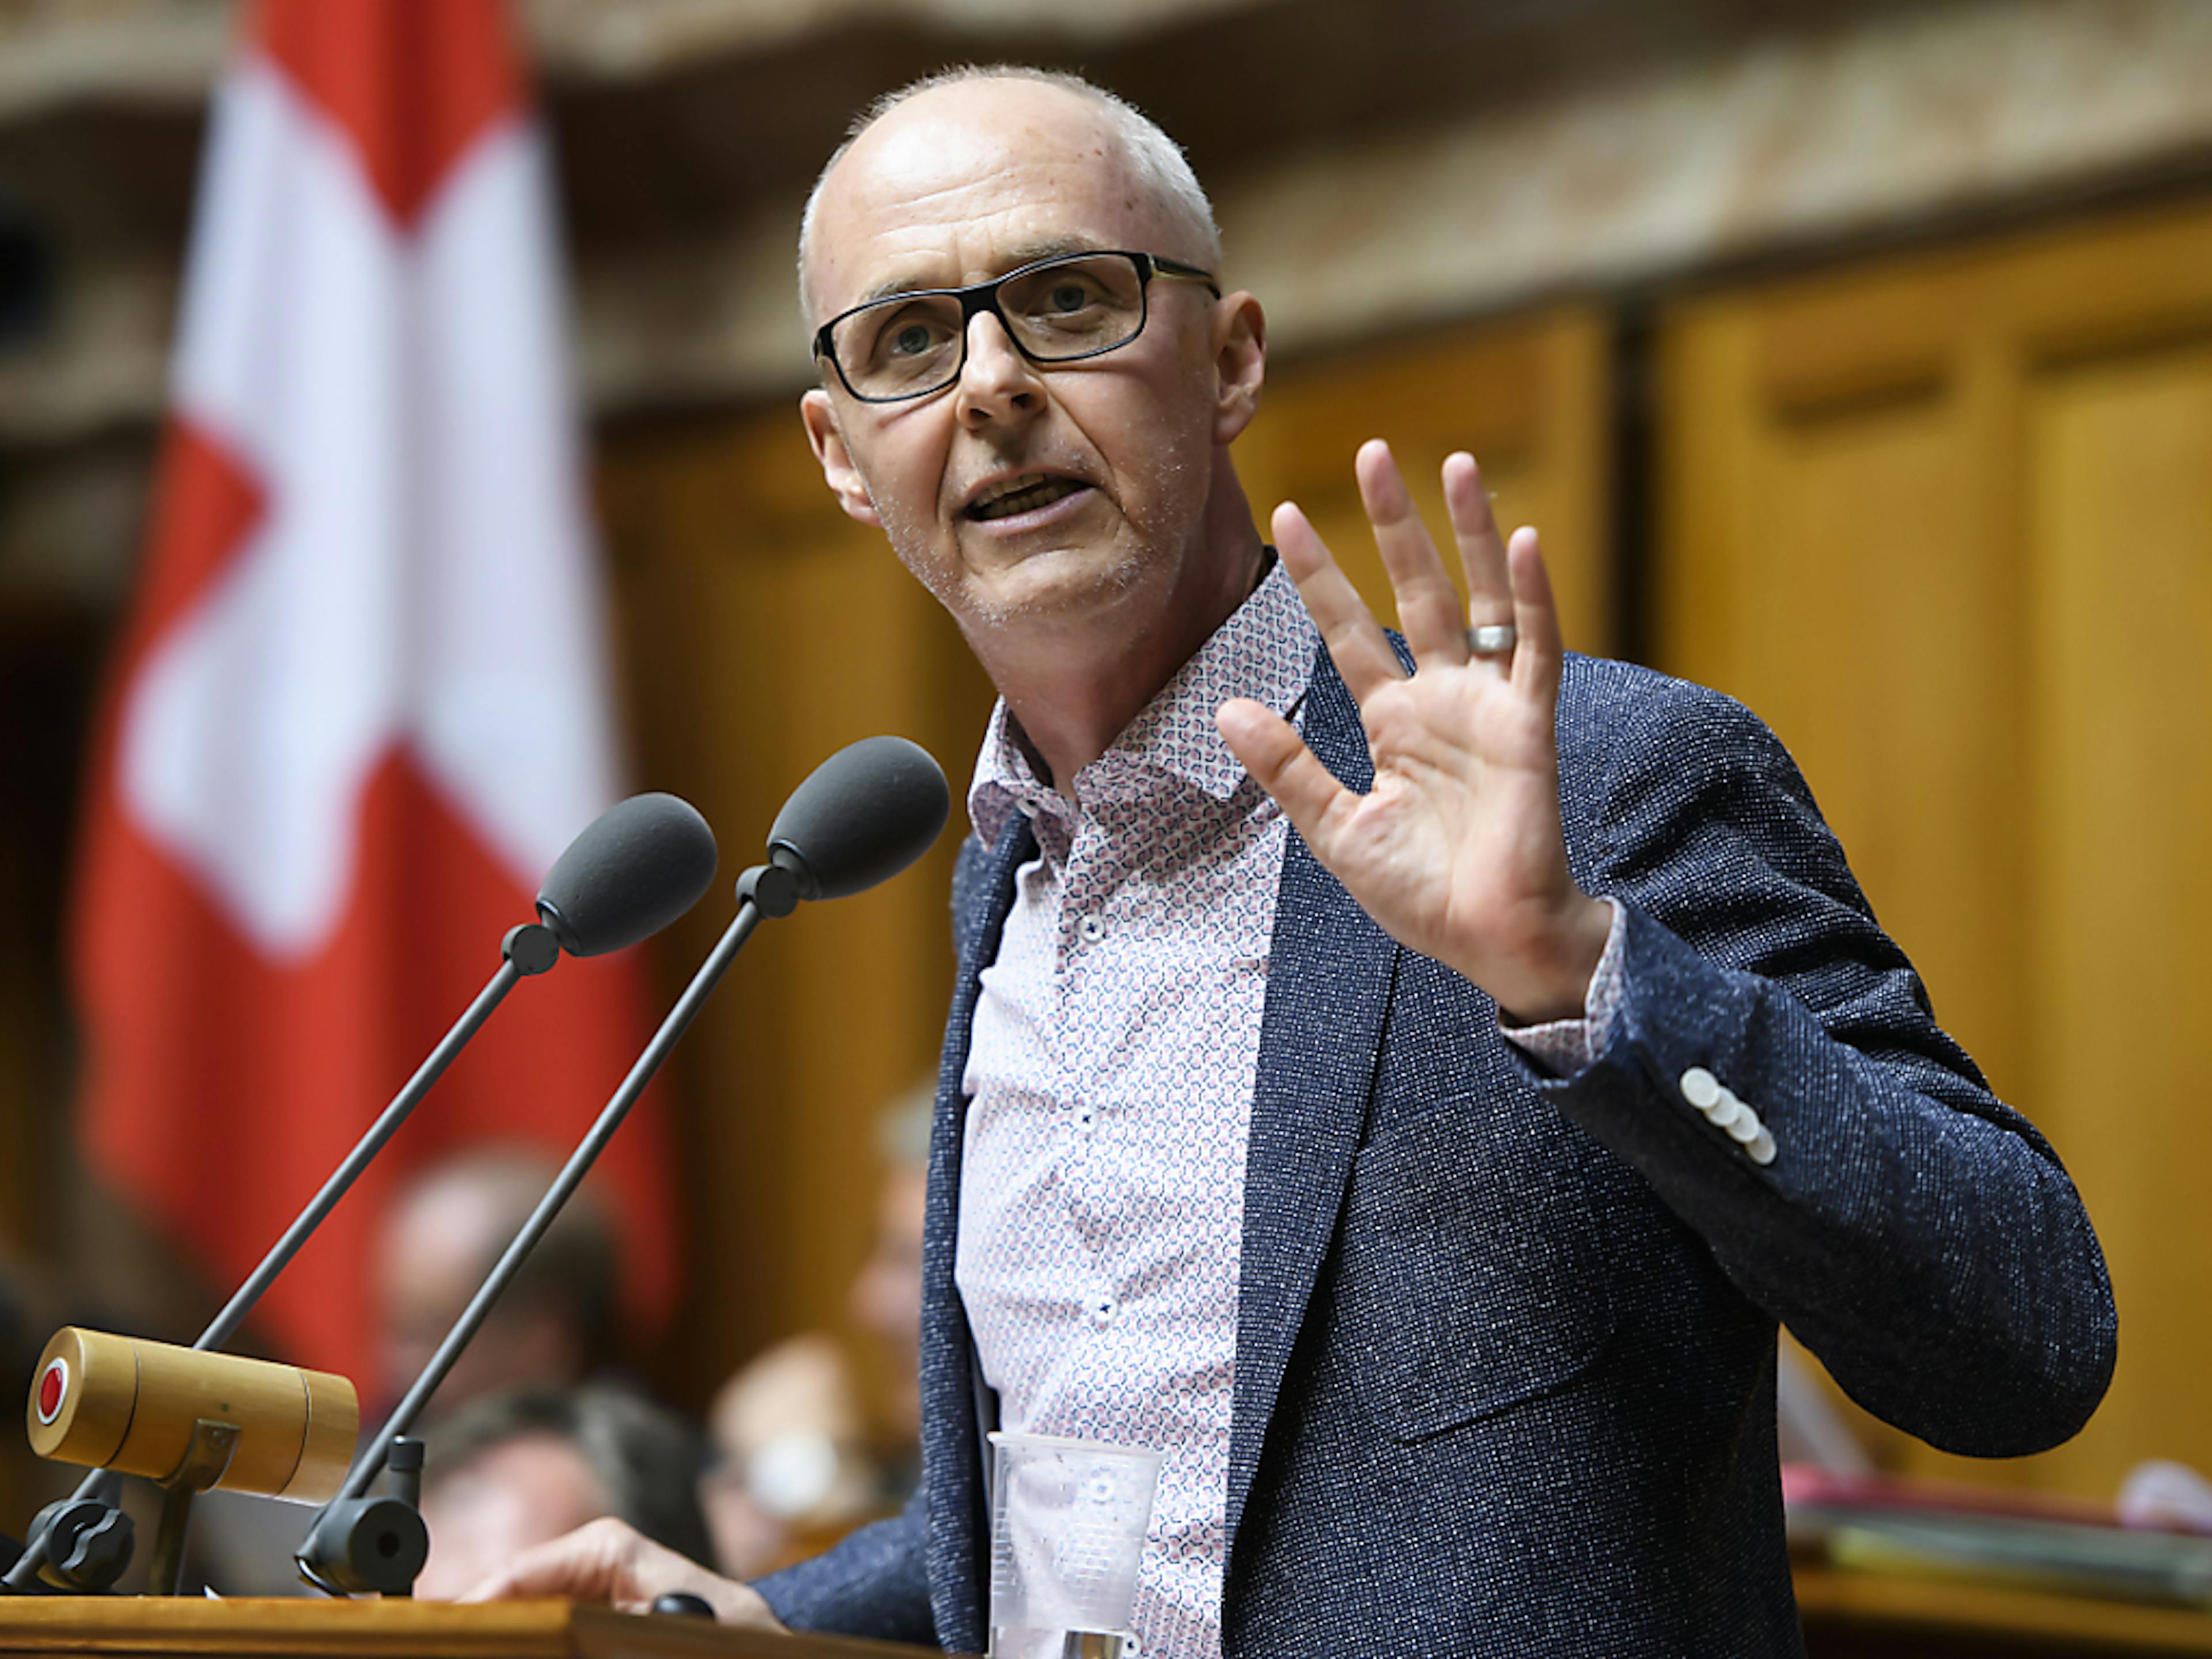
[1795,1564,2212,1658]
[0,1599,940,1658]
[5,1579,2206,1657]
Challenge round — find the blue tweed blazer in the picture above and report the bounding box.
[759,646,2116,1657]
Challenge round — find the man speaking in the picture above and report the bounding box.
[470,66,2116,1656]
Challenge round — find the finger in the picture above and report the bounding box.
[1218,699,1356,855]
[1271,498,1404,701]
[459,1528,621,1604]
[1505,525,1565,703]
[1442,452,1513,632]
[459,1520,767,1625]
[1355,439,1465,667]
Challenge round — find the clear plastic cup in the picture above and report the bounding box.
[986,1430,1163,1659]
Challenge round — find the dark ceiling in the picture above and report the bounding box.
[0,0,1975,264]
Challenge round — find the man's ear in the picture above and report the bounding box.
[800,388,881,527]
[1210,291,1267,448]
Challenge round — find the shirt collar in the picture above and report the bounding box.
[967,554,1317,846]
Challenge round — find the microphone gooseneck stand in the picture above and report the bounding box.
[292,741,946,1594]
[3,925,561,1596]
[296,862,801,1596]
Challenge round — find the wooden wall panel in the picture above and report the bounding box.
[2020,343,2212,1495]
[1658,198,2212,1501]
[1234,306,1614,657]
[596,406,996,1400]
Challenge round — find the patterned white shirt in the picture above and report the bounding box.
[955,559,1624,1658]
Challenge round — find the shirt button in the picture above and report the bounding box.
[1680,1067,1720,1109]
[1074,1105,1096,1134]
[1077,913,1105,944]
[1091,1294,1116,1325]
[1017,799,1039,818]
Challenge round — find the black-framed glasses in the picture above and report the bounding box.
[812,249,1221,404]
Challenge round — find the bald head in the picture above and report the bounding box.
[798,67,1219,324]
[791,59,1269,783]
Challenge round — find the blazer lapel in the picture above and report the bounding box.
[1224,644,1401,1562]
[922,813,1034,1655]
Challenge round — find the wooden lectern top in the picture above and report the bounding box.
[1793,1564,2212,1656]
[0,1597,940,1658]
[13,1578,2208,1658]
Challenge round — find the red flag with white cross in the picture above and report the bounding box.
[68,0,677,1383]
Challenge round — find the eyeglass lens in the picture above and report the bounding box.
[832,254,1147,399]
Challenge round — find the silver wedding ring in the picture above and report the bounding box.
[1466,623,1517,657]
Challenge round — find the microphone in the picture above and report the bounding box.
[297,737,948,1596]
[766,735,953,902]
[6,793,717,1595]
[536,792,719,956]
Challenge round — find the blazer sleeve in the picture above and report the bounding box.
[1532,664,2116,1457]
[752,1489,937,1646]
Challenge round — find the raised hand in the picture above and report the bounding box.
[1215,440,1610,1023]
[457,1516,781,1626]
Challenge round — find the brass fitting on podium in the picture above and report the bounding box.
[28,1327,357,1503]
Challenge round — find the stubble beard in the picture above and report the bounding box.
[876,445,1202,637]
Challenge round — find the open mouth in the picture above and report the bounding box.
[965,473,1090,521]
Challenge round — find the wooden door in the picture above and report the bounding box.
[1658,198,2212,1500]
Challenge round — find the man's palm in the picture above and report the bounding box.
[1216,442,1609,1022]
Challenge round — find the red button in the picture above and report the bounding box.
[36,1360,65,1423]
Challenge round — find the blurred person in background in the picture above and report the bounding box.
[699,1084,929,1578]
[414,1383,713,1601]
[1775,1346,1874,1476]
[844,1085,928,1483]
[698,1332,869,1580]
[375,1146,623,1422]
[2117,1463,2212,1533]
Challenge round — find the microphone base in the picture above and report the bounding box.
[19,1497,132,1594]
[296,1496,429,1598]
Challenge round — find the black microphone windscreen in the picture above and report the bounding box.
[536,793,718,957]
[767,736,950,902]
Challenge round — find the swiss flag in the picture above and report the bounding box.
[68,0,677,1384]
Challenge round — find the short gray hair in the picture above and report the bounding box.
[797,65,1221,324]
